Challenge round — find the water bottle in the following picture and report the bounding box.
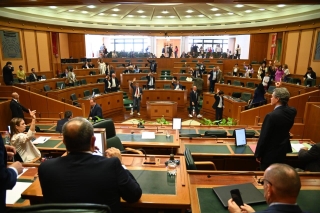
[167,154,177,176]
[4,131,10,145]
[192,106,195,116]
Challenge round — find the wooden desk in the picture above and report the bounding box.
[224,75,261,87]
[140,89,188,108]
[78,91,123,118]
[120,73,150,90]
[173,73,209,91]
[73,68,100,76]
[21,155,190,212]
[188,171,320,213]
[147,101,178,119]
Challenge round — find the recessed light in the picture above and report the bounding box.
[111,14,118,16]
[277,4,286,7]
[228,12,234,15]
[112,8,120,11]
[186,10,193,13]
[211,8,219,11]
[245,10,252,13]
[235,4,244,8]
[157,16,162,18]
[99,13,104,15]
[127,15,134,17]
[137,10,144,13]
[185,15,192,18]
[162,10,169,14]
[68,10,75,12]
[49,6,57,9]
[259,8,265,11]
[215,13,221,16]
[198,14,204,17]
[87,5,95,8]
[169,16,175,18]
[140,15,147,18]
[82,11,88,14]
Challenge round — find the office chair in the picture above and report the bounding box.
[231,92,242,99]
[43,85,51,92]
[97,78,104,83]
[163,84,171,90]
[240,92,252,103]
[70,93,81,107]
[179,76,187,81]
[83,90,90,97]
[107,136,143,154]
[92,119,116,139]
[267,85,276,94]
[246,82,255,89]
[140,76,147,80]
[89,71,96,75]
[81,79,87,85]
[56,82,65,89]
[203,130,227,138]
[184,148,216,170]
[92,88,101,95]
[233,80,241,86]
[7,203,111,213]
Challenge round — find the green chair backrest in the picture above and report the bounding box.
[56,82,65,89]
[233,80,241,86]
[81,79,87,85]
[92,88,100,94]
[83,90,90,97]
[97,78,104,83]
[240,92,252,102]
[142,69,149,73]
[106,136,125,151]
[179,76,187,81]
[163,84,171,89]
[232,92,242,98]
[43,85,50,92]
[267,86,276,94]
[304,79,316,87]
[184,148,197,170]
[140,76,147,80]
[246,82,255,89]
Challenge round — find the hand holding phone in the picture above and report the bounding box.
[230,189,244,207]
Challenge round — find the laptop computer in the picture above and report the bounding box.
[212,182,265,208]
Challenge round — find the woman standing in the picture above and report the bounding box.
[257,62,267,80]
[66,67,77,86]
[252,83,266,106]
[10,110,41,162]
[275,65,284,83]
[97,59,106,75]
[233,64,239,77]
[243,63,254,78]
[17,65,26,83]
[235,44,241,59]
[174,46,178,58]
[283,64,290,82]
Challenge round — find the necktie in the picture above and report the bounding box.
[136,88,138,97]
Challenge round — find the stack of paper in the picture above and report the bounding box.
[32,136,51,144]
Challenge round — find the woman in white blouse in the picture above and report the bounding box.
[97,58,106,75]
[10,110,41,162]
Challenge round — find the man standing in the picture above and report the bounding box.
[147,58,157,73]
[212,89,224,121]
[88,99,103,121]
[228,164,303,213]
[168,44,173,58]
[39,118,142,213]
[130,78,143,116]
[255,88,297,171]
[10,92,30,119]
[146,72,155,89]
[110,73,120,92]
[2,62,14,85]
[208,67,217,93]
[0,136,23,212]
[189,86,202,118]
[29,68,38,82]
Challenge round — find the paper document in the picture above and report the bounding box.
[32,136,51,144]
[6,182,33,204]
[17,168,28,178]
[291,143,311,153]
[141,132,155,139]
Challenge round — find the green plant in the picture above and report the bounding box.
[136,118,145,125]
[199,117,237,126]
[156,115,170,125]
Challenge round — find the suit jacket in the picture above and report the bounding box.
[298,143,320,172]
[192,69,202,78]
[0,137,17,212]
[255,106,297,166]
[212,94,224,109]
[130,83,143,99]
[208,70,217,81]
[2,66,14,85]
[256,204,303,213]
[89,104,103,121]
[190,90,199,105]
[29,73,38,82]
[38,153,142,213]
[172,83,183,90]
[147,60,157,72]
[10,99,29,119]
[104,79,111,91]
[146,75,156,86]
[55,118,68,133]
[110,77,120,88]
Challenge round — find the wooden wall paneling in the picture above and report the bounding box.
[0,86,14,97]
[303,103,320,142]
[249,34,269,62]
[284,31,300,74]
[23,30,38,73]
[36,31,51,71]
[289,123,305,139]
[310,28,320,73]
[0,100,12,131]
[68,34,85,59]
[296,30,314,75]
[11,86,32,111]
[46,96,84,118]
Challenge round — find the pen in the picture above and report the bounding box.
[43,138,47,142]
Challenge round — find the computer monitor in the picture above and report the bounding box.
[93,128,107,156]
[172,118,182,130]
[234,128,247,146]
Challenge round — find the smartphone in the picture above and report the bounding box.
[230,189,244,206]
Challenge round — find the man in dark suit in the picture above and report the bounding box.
[146,72,155,89]
[2,61,14,85]
[228,164,303,213]
[130,78,143,116]
[110,73,120,92]
[10,92,29,119]
[147,58,157,73]
[0,136,23,212]
[212,89,224,121]
[38,118,142,213]
[208,67,217,93]
[189,86,202,118]
[88,99,103,121]
[192,67,202,78]
[298,143,320,172]
[255,88,297,171]
[29,68,38,82]
[56,111,73,133]
[171,79,183,90]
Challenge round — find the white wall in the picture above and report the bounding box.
[233,35,250,59]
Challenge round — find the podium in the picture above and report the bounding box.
[146,101,177,120]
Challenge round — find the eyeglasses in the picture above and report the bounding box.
[258,178,273,186]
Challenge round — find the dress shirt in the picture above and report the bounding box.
[149,77,153,86]
[218,96,222,108]
[112,78,116,87]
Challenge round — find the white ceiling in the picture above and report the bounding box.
[1,3,320,30]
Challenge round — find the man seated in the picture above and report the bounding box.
[39,117,142,213]
[298,143,320,172]
[56,111,73,133]
[171,79,183,90]
[228,163,303,213]
[88,98,103,121]
[29,68,38,82]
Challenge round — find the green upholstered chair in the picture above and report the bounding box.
[232,92,242,99]
[43,85,51,92]
[107,136,143,154]
[142,69,149,73]
[184,148,216,170]
[159,76,173,80]
[140,76,147,80]
[93,119,116,139]
[163,84,171,89]
[97,78,104,83]
[203,130,227,138]
[267,85,276,94]
[89,71,96,75]
[56,82,65,89]
[92,88,101,95]
[6,203,111,213]
[70,93,80,107]
[180,69,186,73]
[304,79,316,87]
[179,76,187,81]
[233,80,241,86]
[240,92,252,103]
[246,82,255,89]
[161,70,171,75]
[83,90,90,97]
[81,79,87,85]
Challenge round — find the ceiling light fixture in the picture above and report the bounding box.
[228,12,234,15]
[157,16,162,18]
[259,8,265,11]
[198,15,204,17]
[112,8,120,11]
[99,13,104,15]
[49,6,57,9]
[127,15,134,17]
[68,10,75,12]
[211,8,219,11]
[245,10,252,13]
[137,10,144,13]
[215,14,221,16]
[82,11,88,14]
[185,15,192,18]
[169,16,175,18]
[140,15,147,18]
[111,14,118,16]
[162,10,169,14]
[186,10,193,13]
[277,4,286,7]
[87,5,95,8]
[235,4,244,8]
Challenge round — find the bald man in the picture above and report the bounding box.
[39,117,142,213]
[10,92,29,119]
[228,163,303,213]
